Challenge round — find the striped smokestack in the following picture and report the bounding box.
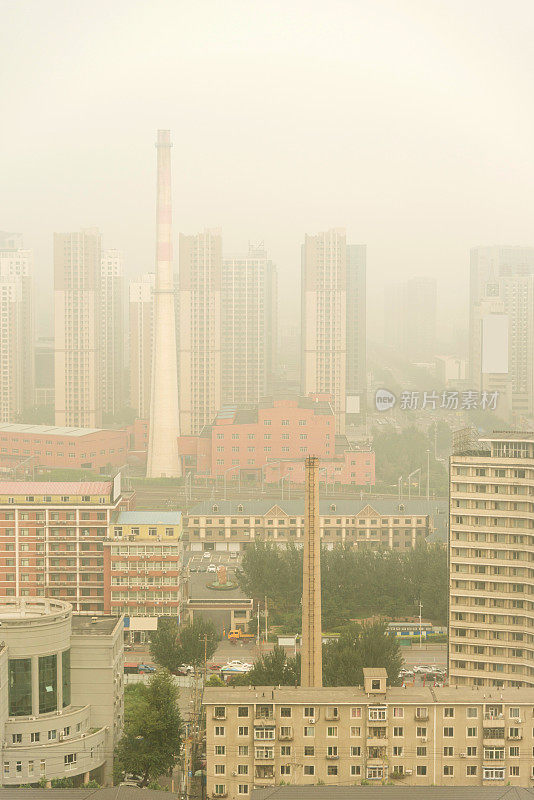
[146,130,181,478]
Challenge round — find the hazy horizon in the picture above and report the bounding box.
[3,0,534,341]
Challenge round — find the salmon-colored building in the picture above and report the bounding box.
[0,423,129,473]
[178,397,375,486]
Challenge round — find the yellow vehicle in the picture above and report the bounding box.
[228,628,255,641]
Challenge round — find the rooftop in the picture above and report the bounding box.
[0,790,173,800]
[72,614,122,636]
[0,480,112,495]
[0,422,111,437]
[251,788,534,800]
[479,430,534,442]
[0,598,71,621]
[203,683,534,704]
[117,511,182,525]
[187,498,441,517]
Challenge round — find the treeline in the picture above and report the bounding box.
[237,541,447,631]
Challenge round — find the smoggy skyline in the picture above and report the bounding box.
[3,0,534,337]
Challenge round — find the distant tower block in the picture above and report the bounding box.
[301,455,323,687]
[147,130,181,478]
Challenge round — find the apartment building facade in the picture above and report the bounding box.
[301,229,366,432]
[183,499,431,553]
[221,247,278,404]
[179,229,222,435]
[54,229,102,428]
[0,244,34,421]
[0,479,123,613]
[100,249,124,417]
[0,598,123,787]
[129,273,155,419]
[103,511,182,625]
[204,670,534,795]
[449,432,534,688]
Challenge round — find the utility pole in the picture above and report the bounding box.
[265,595,268,644]
[419,601,423,649]
[426,449,430,502]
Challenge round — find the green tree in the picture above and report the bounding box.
[323,620,403,687]
[149,617,219,672]
[115,670,183,787]
[232,645,300,686]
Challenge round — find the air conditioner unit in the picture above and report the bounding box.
[405,769,412,775]
[460,753,466,758]
[309,718,315,724]
[422,737,428,743]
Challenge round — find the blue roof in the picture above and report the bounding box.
[117,511,181,525]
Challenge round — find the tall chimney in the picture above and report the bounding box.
[146,130,181,478]
[301,455,322,687]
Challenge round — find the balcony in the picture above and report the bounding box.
[415,712,429,721]
[254,776,275,787]
[255,714,274,723]
[326,754,339,760]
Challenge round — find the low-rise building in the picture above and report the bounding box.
[0,597,123,786]
[177,397,375,486]
[183,500,432,553]
[0,478,124,613]
[204,668,534,795]
[0,423,129,474]
[103,511,182,638]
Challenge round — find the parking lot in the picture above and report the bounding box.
[185,549,243,573]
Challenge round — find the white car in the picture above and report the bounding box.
[207,564,217,573]
[203,552,211,559]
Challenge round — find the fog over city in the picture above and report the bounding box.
[3,0,534,337]
[4,1,534,795]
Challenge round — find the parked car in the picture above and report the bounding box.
[230,552,238,559]
[137,663,155,673]
[203,552,211,559]
[207,564,217,573]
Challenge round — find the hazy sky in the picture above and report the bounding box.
[2,0,534,338]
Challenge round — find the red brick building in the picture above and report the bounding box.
[0,423,129,473]
[0,478,124,613]
[178,397,375,486]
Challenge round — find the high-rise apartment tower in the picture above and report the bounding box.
[54,229,102,427]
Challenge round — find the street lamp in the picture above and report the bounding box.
[223,465,241,501]
[398,476,403,502]
[280,474,291,501]
[407,468,421,500]
[426,449,430,502]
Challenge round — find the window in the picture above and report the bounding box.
[48,730,57,741]
[417,765,427,776]
[443,747,454,757]
[510,766,520,777]
[280,746,291,756]
[214,726,225,736]
[214,765,225,775]
[303,765,315,775]
[237,726,248,736]
[304,706,315,717]
[369,707,387,721]
[39,654,57,713]
[350,726,361,737]
[444,707,454,718]
[280,765,291,775]
[327,745,338,757]
[237,707,248,717]
[237,785,249,795]
[443,727,454,737]
[64,753,77,770]
[483,768,504,780]
[351,765,361,776]
[350,746,361,756]
[238,746,249,756]
[416,727,427,737]
[8,658,32,716]
[327,726,338,737]
[351,707,362,718]
[31,732,40,743]
[327,765,338,775]
[279,726,292,738]
[304,746,314,756]
[509,746,520,757]
[443,765,454,776]
[393,727,404,737]
[215,746,225,755]
[467,746,477,756]
[467,727,477,737]
[11,733,22,744]
[214,785,226,796]
[303,726,315,737]
[393,707,404,718]
[280,707,291,717]
[467,707,478,718]
[467,765,477,776]
[367,766,384,780]
[416,746,427,756]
